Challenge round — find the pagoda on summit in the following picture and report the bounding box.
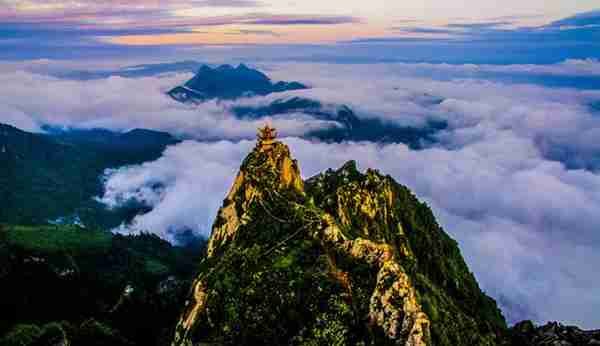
[257,124,277,150]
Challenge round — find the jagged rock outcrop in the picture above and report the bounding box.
[172,129,506,346]
[509,320,600,346]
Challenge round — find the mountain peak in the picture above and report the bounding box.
[1,124,519,346]
[171,127,506,346]
[168,64,308,102]
[206,126,304,258]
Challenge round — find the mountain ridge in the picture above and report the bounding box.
[231,96,446,146]
[168,64,308,102]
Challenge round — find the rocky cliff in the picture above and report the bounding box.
[171,131,506,346]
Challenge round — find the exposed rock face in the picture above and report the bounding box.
[172,134,506,346]
[510,321,600,346]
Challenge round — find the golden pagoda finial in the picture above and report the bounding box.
[257,124,277,149]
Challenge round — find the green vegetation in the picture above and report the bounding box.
[0,324,42,346]
[5,225,112,255]
[0,224,205,346]
[0,320,132,346]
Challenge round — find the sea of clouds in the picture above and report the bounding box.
[0,69,339,139]
[2,59,600,328]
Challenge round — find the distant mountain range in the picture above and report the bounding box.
[0,124,178,227]
[168,63,308,102]
[232,96,446,147]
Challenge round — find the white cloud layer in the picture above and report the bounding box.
[98,140,252,239]
[267,63,600,169]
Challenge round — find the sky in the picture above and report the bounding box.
[1,0,600,63]
[2,0,600,332]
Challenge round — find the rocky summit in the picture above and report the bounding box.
[171,126,506,346]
